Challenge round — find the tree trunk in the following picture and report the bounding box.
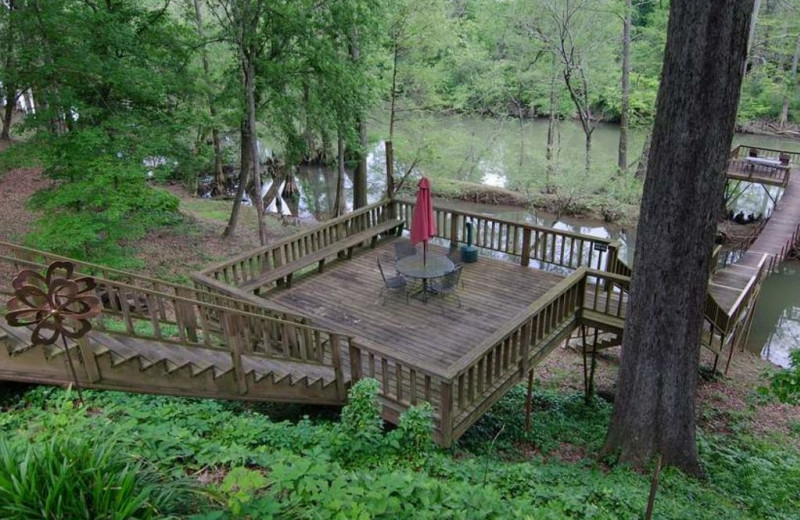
[745,0,761,73]
[1,84,15,141]
[334,131,346,217]
[349,29,368,209]
[193,0,225,195]
[385,140,395,199]
[779,30,800,129]
[603,0,753,476]
[386,41,400,200]
[223,121,251,239]
[635,131,652,180]
[546,54,559,192]
[245,58,267,246]
[584,131,592,175]
[618,0,632,172]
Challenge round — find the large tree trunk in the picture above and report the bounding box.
[603,0,753,476]
[779,31,800,129]
[634,131,652,180]
[245,58,267,246]
[1,84,15,141]
[193,0,225,195]
[350,29,368,209]
[745,0,761,73]
[618,0,632,172]
[546,54,559,192]
[385,42,400,200]
[334,131,347,217]
[223,121,251,238]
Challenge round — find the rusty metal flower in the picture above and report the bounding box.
[5,261,102,346]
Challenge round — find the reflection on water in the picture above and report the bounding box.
[745,261,800,368]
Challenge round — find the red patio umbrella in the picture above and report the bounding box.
[409,177,437,266]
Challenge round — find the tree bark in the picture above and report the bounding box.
[349,28,368,209]
[1,84,15,141]
[634,131,652,180]
[546,53,559,192]
[618,0,632,172]
[223,120,251,238]
[244,57,267,245]
[192,0,225,195]
[334,131,347,218]
[779,30,800,129]
[603,0,753,476]
[386,41,400,200]
[745,0,761,73]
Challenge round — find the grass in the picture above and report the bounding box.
[180,198,285,234]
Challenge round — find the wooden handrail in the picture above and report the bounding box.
[393,196,612,246]
[393,198,613,271]
[445,268,587,379]
[200,200,394,277]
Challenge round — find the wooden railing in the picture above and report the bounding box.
[199,200,396,287]
[393,198,617,272]
[581,270,629,323]
[0,240,306,323]
[348,337,448,424]
[0,253,351,399]
[443,269,586,441]
[731,144,800,165]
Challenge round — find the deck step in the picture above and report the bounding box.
[242,355,337,388]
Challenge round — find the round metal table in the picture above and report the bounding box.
[395,254,454,303]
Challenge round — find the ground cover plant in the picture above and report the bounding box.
[0,376,797,520]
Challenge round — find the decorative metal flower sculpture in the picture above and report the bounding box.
[5,261,102,403]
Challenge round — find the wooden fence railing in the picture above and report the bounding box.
[731,144,800,165]
[443,269,586,441]
[393,198,618,272]
[199,200,396,288]
[0,240,307,323]
[0,253,351,399]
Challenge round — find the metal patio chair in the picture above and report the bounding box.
[377,253,408,304]
[428,264,463,311]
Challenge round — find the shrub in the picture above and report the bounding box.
[0,436,196,520]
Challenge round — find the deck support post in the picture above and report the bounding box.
[440,381,454,448]
[521,228,532,267]
[449,214,460,249]
[78,337,100,384]
[581,325,597,405]
[330,335,346,400]
[524,369,534,433]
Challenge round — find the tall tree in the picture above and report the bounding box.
[603,0,754,475]
[618,0,632,172]
[192,0,226,195]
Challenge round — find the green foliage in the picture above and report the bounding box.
[1,380,798,520]
[0,436,194,520]
[763,350,800,404]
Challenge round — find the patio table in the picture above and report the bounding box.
[396,253,454,303]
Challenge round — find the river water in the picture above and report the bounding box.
[265,115,800,367]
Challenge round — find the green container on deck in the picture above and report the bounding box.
[460,222,478,263]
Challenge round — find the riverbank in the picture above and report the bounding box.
[398,177,641,226]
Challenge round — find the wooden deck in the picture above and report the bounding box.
[268,240,564,374]
[4,144,800,446]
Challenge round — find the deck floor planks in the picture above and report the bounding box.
[270,240,565,374]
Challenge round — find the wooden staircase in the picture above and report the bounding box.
[0,241,350,406]
[0,320,345,405]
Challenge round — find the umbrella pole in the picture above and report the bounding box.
[423,242,427,266]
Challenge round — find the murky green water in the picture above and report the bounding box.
[744,261,800,368]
